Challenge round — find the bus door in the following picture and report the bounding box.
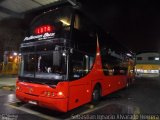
[68,50,92,110]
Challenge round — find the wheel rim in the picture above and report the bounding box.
[126,82,129,87]
[93,89,100,101]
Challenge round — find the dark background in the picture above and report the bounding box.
[0,0,160,54]
[79,0,160,53]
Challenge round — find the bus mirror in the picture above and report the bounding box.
[53,51,61,66]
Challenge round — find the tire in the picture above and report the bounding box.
[126,81,129,88]
[17,101,26,106]
[126,79,131,88]
[91,85,101,105]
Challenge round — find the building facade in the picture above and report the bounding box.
[135,52,160,77]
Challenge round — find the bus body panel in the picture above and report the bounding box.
[16,80,69,112]
[101,75,127,96]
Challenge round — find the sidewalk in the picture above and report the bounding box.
[0,75,17,91]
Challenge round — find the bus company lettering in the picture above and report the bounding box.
[24,32,55,41]
[108,48,124,60]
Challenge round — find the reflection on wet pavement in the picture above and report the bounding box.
[87,103,140,115]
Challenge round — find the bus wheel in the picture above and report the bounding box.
[91,85,101,105]
[126,81,129,88]
[126,79,131,88]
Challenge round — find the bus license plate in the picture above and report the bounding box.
[28,101,37,105]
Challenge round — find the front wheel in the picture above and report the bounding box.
[91,85,101,105]
[126,78,132,88]
[126,81,129,88]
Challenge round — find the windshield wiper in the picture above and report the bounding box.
[34,81,56,88]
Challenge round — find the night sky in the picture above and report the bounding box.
[79,0,160,53]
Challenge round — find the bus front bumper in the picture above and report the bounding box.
[16,91,68,112]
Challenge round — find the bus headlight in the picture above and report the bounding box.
[16,86,20,90]
[42,91,64,97]
[57,92,63,96]
[47,92,51,96]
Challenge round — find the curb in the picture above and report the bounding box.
[0,74,18,78]
[0,85,15,91]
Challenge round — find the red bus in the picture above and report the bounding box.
[16,6,135,112]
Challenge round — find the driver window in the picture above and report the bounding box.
[70,51,90,79]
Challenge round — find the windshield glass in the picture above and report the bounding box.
[19,44,67,81]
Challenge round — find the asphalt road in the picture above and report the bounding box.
[0,77,160,120]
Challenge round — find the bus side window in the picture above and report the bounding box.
[101,50,124,76]
[70,51,90,79]
[113,65,120,75]
[103,64,109,75]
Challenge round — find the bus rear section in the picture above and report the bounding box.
[16,6,135,112]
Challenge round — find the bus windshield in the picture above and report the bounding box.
[19,7,73,83]
[19,43,67,81]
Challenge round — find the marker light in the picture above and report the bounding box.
[155,57,159,60]
[60,19,70,26]
[10,56,13,59]
[126,53,132,57]
[58,92,63,96]
[34,25,54,34]
[13,52,17,56]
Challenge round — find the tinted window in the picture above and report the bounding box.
[101,48,127,76]
[69,50,94,79]
[148,57,154,60]
[137,57,142,60]
[98,31,128,76]
[71,11,97,54]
